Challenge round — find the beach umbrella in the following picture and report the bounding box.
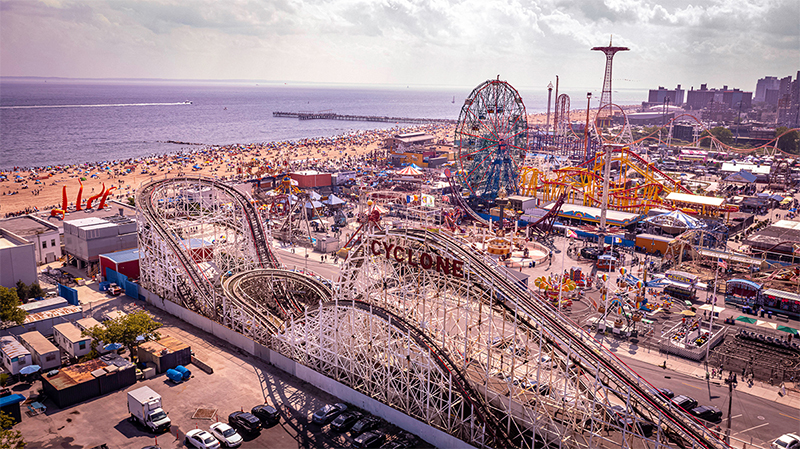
[777,325,798,335]
[104,343,123,351]
[20,365,41,375]
[756,320,778,329]
[679,310,695,317]
[734,316,757,324]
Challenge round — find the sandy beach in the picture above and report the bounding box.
[0,110,575,217]
[0,123,457,217]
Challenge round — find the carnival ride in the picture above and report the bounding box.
[454,77,528,201]
[518,145,742,217]
[262,176,328,247]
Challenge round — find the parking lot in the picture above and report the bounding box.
[17,294,427,449]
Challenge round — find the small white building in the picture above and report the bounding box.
[0,336,32,375]
[53,322,92,359]
[75,317,106,353]
[18,330,60,371]
[0,215,62,264]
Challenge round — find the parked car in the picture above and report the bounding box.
[772,434,800,449]
[331,410,363,431]
[209,422,243,448]
[351,416,382,435]
[649,387,674,401]
[354,431,387,448]
[251,404,280,425]
[108,283,122,296]
[690,405,722,423]
[671,395,698,412]
[656,388,674,399]
[312,403,348,424]
[185,429,221,449]
[228,411,261,434]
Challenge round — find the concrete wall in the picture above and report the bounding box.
[141,287,473,449]
[0,230,37,289]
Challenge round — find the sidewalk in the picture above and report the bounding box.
[600,330,800,409]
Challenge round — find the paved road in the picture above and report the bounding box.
[616,354,797,446]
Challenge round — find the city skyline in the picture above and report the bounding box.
[1,0,798,91]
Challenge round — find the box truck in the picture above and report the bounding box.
[127,386,171,433]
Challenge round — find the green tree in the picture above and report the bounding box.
[13,282,28,303]
[81,311,162,360]
[0,287,26,326]
[776,127,799,154]
[0,410,25,448]
[26,284,44,300]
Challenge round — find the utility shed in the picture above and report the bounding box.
[0,336,31,375]
[18,330,60,370]
[136,334,191,374]
[53,322,92,359]
[42,353,135,408]
[0,394,25,425]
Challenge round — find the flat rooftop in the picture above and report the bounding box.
[0,237,17,249]
[0,215,56,238]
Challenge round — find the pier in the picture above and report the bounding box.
[273,111,455,125]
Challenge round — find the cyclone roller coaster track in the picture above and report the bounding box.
[351,228,727,449]
[138,177,727,448]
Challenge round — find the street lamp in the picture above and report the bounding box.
[735,101,744,146]
[585,92,592,154]
[546,82,554,134]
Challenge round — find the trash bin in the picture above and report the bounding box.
[760,310,765,318]
[768,311,773,319]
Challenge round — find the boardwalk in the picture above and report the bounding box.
[273,111,456,125]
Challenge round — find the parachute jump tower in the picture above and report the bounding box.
[591,37,629,127]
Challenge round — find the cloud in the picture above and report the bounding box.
[0,0,797,90]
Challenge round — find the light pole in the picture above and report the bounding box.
[585,92,593,155]
[735,101,743,146]
[546,82,554,134]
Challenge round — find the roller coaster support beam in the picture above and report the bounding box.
[597,144,617,248]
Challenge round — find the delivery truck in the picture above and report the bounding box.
[127,386,171,433]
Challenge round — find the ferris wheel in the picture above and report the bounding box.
[454,78,528,200]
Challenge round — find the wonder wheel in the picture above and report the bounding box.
[454,78,527,200]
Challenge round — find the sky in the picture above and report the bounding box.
[1,0,798,92]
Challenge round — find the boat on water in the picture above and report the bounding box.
[183,100,192,104]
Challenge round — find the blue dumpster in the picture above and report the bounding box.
[166,368,183,383]
[175,365,191,380]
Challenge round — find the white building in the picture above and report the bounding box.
[18,330,60,371]
[63,215,137,272]
[0,229,37,289]
[0,215,62,264]
[53,322,92,359]
[0,336,32,375]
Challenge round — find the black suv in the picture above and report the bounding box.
[228,411,261,434]
[351,416,382,435]
[331,410,363,431]
[690,405,722,423]
[671,395,698,412]
[251,404,280,425]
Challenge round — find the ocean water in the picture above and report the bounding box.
[0,79,646,169]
